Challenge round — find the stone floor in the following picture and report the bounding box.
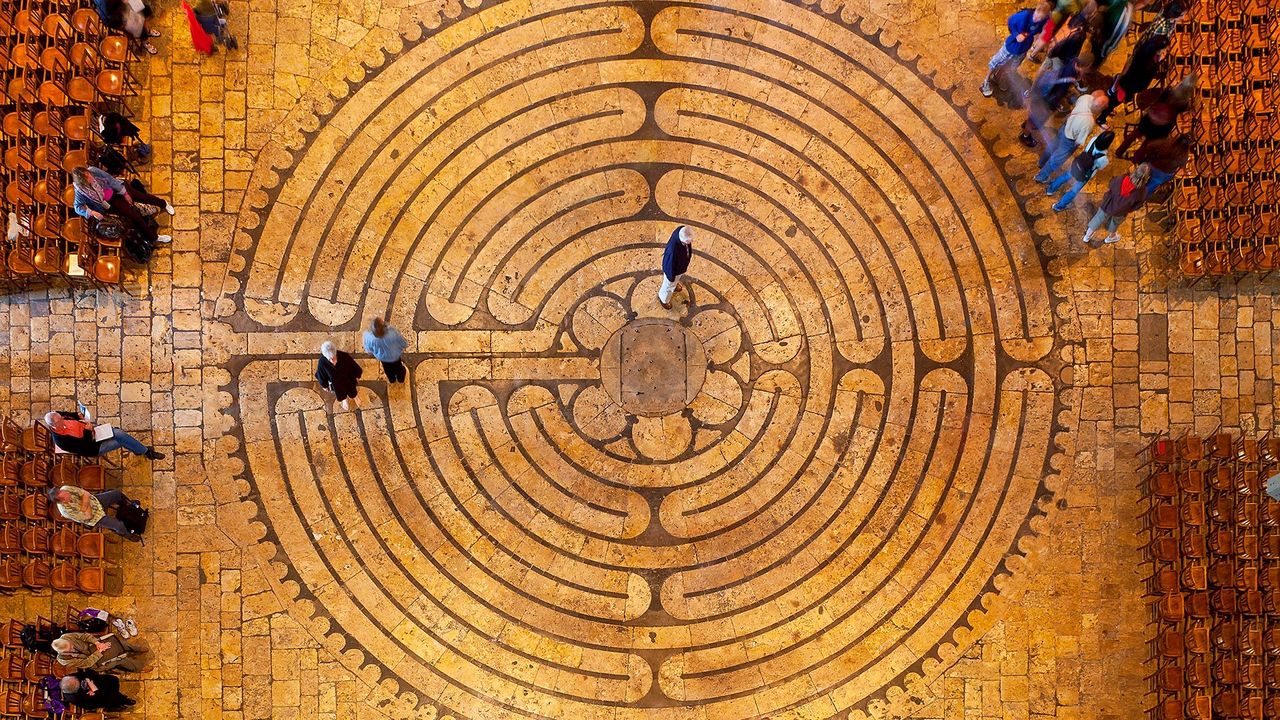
[0,0,1272,718]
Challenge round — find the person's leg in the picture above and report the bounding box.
[380,361,398,382]
[107,428,149,456]
[393,360,407,383]
[1047,171,1073,194]
[127,181,168,209]
[107,195,157,243]
[1114,127,1141,157]
[95,515,136,539]
[1054,180,1087,210]
[1038,127,1063,168]
[1036,139,1077,182]
[1084,208,1108,242]
[657,274,680,307]
[96,437,121,454]
[982,46,1013,94]
[94,489,128,511]
[1104,214,1124,243]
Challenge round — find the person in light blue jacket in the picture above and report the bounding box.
[363,317,408,383]
[71,166,170,246]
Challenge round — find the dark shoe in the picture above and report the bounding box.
[660,301,672,310]
[144,449,165,460]
[1018,133,1036,148]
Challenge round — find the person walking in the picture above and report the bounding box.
[316,341,363,411]
[43,411,164,460]
[1133,134,1192,192]
[981,2,1053,97]
[1047,130,1113,211]
[60,670,137,711]
[51,632,152,673]
[1097,33,1171,125]
[1083,163,1151,245]
[47,486,146,541]
[1035,90,1107,182]
[1115,75,1195,158]
[363,318,408,384]
[658,225,694,310]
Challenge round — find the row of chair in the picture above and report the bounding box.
[1,1,139,291]
[1143,430,1280,719]
[1167,0,1277,283]
[0,612,107,719]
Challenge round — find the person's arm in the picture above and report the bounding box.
[315,361,331,388]
[78,490,92,516]
[73,194,104,220]
[394,330,408,355]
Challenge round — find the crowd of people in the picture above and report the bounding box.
[982,0,1194,246]
[18,609,149,713]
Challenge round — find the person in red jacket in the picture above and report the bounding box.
[1083,163,1151,245]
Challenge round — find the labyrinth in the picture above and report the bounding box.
[218,0,1064,717]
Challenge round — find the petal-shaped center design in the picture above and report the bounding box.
[601,318,708,417]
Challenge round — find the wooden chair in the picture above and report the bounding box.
[19,458,48,488]
[0,490,20,521]
[20,421,50,454]
[0,524,19,554]
[20,559,50,590]
[77,565,104,593]
[19,493,46,522]
[76,463,105,491]
[0,458,20,488]
[22,653,51,683]
[76,531,104,559]
[1,655,22,682]
[50,561,77,591]
[19,528,49,554]
[51,526,77,557]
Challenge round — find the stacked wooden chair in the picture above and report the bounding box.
[1168,0,1279,283]
[1141,431,1280,718]
[0,415,107,596]
[0,1,141,292]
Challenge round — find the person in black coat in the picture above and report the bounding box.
[658,225,694,310]
[60,670,136,711]
[1098,34,1170,124]
[316,341,363,411]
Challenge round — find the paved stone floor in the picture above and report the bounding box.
[1,0,1273,718]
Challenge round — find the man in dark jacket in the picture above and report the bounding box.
[658,226,694,310]
[982,1,1052,97]
[1133,135,1192,192]
[60,669,137,711]
[1084,163,1151,245]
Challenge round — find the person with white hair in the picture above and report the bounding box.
[59,669,136,710]
[658,225,694,310]
[43,410,164,460]
[47,486,144,541]
[51,631,152,673]
[315,340,363,410]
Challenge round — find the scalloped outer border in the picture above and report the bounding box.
[204,0,1085,718]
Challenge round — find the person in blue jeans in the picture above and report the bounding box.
[1133,135,1192,193]
[1047,130,1114,211]
[982,2,1053,97]
[1035,91,1107,183]
[48,486,143,541]
[43,411,165,460]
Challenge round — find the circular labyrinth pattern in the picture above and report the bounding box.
[223,1,1064,718]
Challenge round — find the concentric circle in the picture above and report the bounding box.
[222,1,1063,718]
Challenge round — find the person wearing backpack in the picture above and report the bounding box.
[1046,130,1114,211]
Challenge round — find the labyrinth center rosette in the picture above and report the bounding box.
[225,0,1061,718]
